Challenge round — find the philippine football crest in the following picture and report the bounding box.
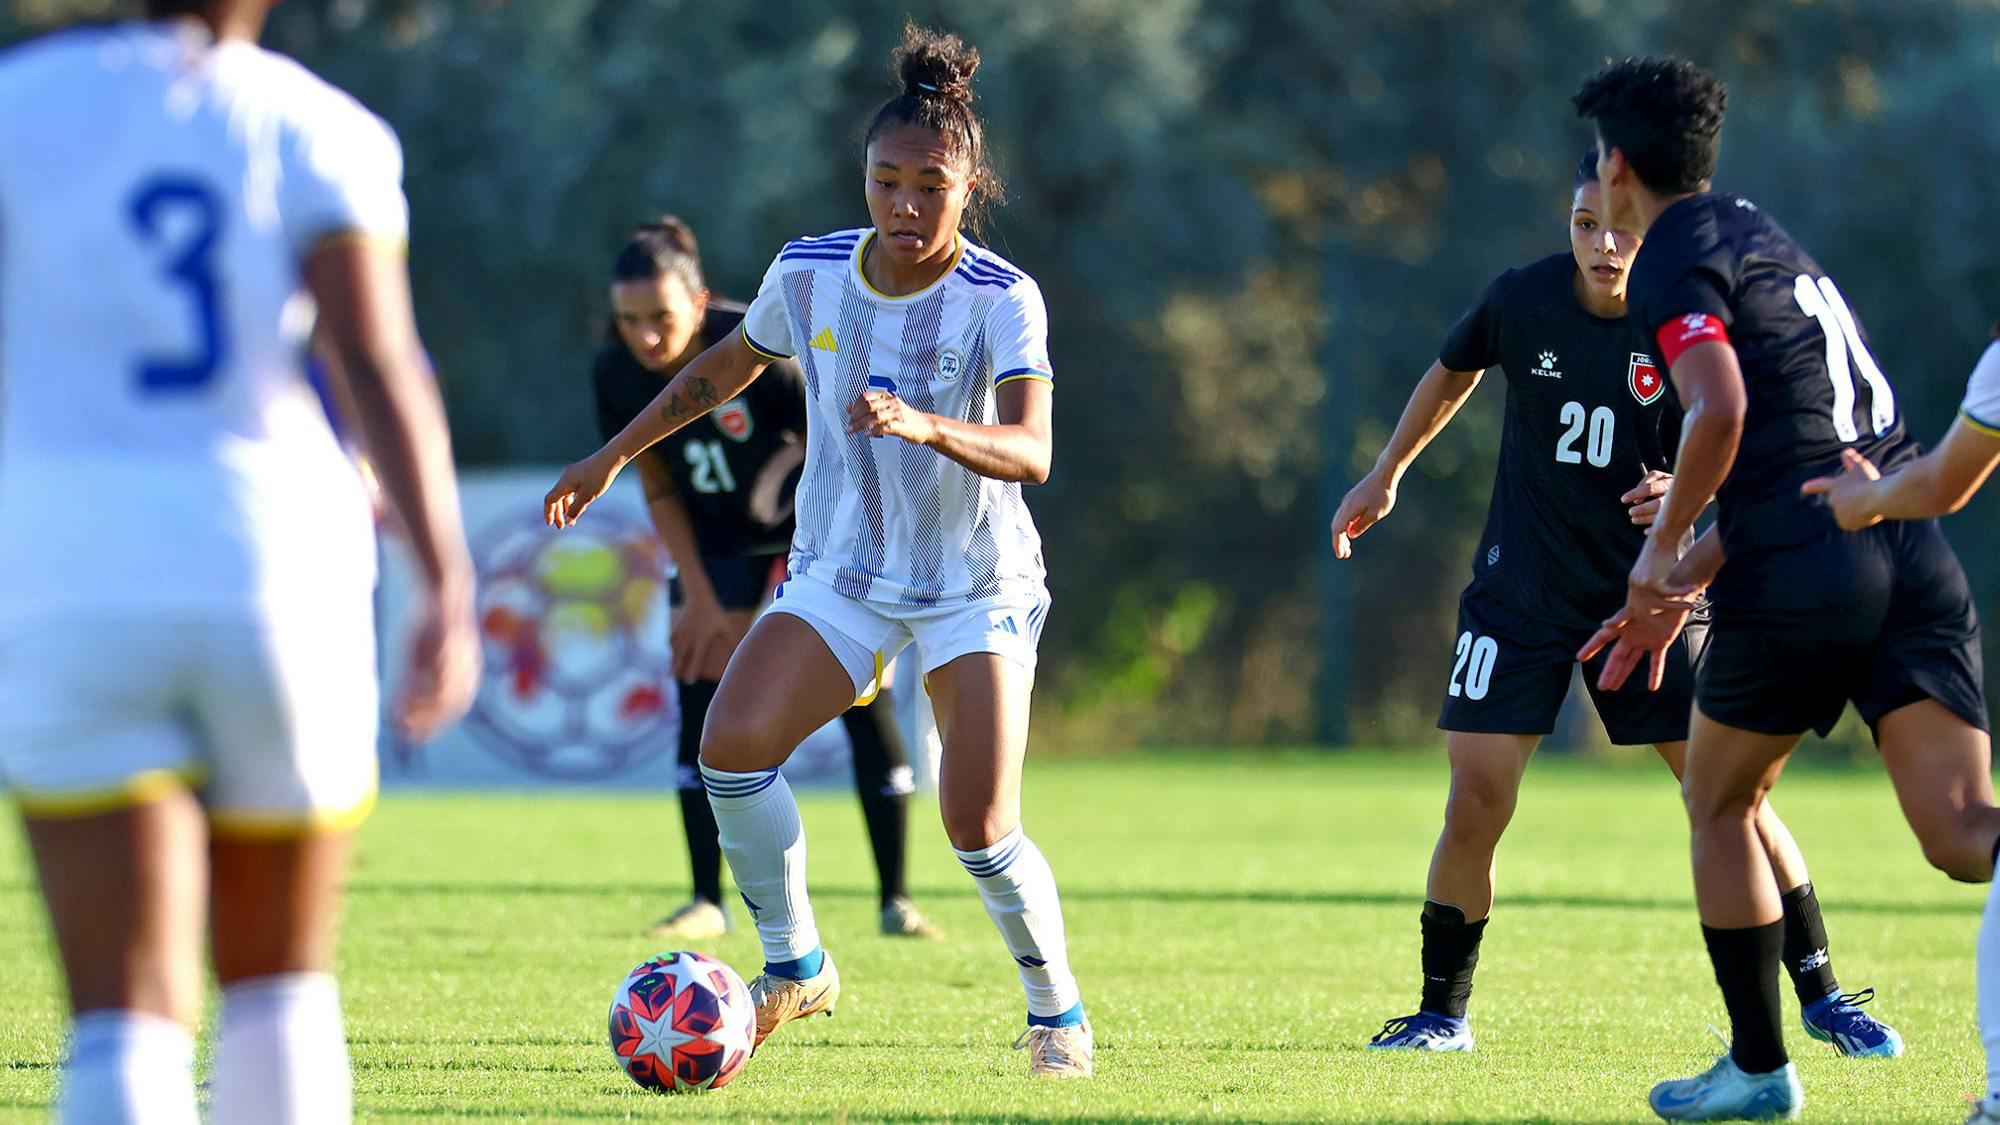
[937,347,964,383]
[713,399,754,442]
[1629,352,1665,405]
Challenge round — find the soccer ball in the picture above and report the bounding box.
[608,951,754,1092]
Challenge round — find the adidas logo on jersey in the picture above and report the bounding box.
[809,327,839,352]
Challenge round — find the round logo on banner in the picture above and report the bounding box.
[465,508,675,780]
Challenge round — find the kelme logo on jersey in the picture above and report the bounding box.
[1629,352,1665,405]
[713,400,754,442]
[1536,351,1563,379]
[938,347,964,383]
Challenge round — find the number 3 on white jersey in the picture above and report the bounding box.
[1794,275,1895,442]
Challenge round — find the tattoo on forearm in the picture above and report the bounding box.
[658,376,723,427]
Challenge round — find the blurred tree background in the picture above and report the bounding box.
[7,0,2000,750]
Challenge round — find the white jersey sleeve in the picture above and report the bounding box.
[742,252,797,360]
[279,95,408,255]
[988,277,1054,388]
[1959,340,2000,438]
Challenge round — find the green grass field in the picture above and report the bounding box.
[0,750,1988,1123]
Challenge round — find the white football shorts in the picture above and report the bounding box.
[767,570,1051,702]
[0,601,380,835]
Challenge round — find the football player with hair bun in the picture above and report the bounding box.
[591,215,940,945]
[1336,150,1891,1061]
[549,23,1090,1076]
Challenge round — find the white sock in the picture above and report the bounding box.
[702,764,820,965]
[954,827,1083,1022]
[1982,872,2000,1102]
[58,1009,197,1125]
[211,972,352,1125]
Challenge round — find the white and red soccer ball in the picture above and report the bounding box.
[608,951,754,1092]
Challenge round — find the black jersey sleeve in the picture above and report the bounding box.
[1437,274,1507,373]
[1630,214,1736,340]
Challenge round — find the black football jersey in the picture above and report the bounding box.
[592,301,809,557]
[1439,253,1680,630]
[1626,193,1916,555]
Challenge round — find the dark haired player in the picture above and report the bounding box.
[549,24,1090,1075]
[593,218,940,943]
[1335,155,1894,1058]
[1575,57,2000,1121]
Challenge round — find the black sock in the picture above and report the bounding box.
[1779,883,1839,1006]
[1419,901,1486,1019]
[1702,921,1788,1074]
[677,679,725,906]
[841,702,910,906]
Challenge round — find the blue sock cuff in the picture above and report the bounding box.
[700,765,780,799]
[1027,1000,1085,1029]
[765,948,824,981]
[955,828,1026,878]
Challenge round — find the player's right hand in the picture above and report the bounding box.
[396,577,481,743]
[1799,447,1886,531]
[1579,548,1700,692]
[671,593,748,684]
[544,449,624,529]
[1331,471,1396,559]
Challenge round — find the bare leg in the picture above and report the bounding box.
[24,789,207,1023]
[1425,732,1538,921]
[930,654,1084,1035]
[207,828,360,1124]
[25,787,207,1123]
[698,612,855,978]
[1656,739,1808,893]
[1872,698,2000,881]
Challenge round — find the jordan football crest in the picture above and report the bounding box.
[713,399,753,442]
[1629,353,1665,405]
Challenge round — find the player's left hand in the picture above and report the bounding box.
[1623,470,1673,527]
[1799,447,1885,531]
[847,391,940,445]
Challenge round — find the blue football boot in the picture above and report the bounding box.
[1801,988,1904,1058]
[1649,1053,1802,1121]
[1366,1011,1473,1052]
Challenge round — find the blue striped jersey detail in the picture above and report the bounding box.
[960,254,1021,282]
[953,265,1015,290]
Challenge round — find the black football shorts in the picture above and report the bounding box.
[667,552,786,611]
[1698,518,1987,737]
[1437,585,1704,746]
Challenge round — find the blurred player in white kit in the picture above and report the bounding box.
[0,2,478,1121]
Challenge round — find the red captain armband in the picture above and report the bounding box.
[1656,313,1731,367]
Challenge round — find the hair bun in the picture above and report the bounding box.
[893,21,978,103]
[631,215,698,258]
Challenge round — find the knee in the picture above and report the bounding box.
[697,711,788,773]
[1913,815,1993,882]
[940,802,1013,852]
[1442,769,1518,843]
[1681,775,1763,828]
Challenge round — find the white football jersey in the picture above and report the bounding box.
[1959,340,2000,438]
[742,229,1053,605]
[0,21,407,617]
